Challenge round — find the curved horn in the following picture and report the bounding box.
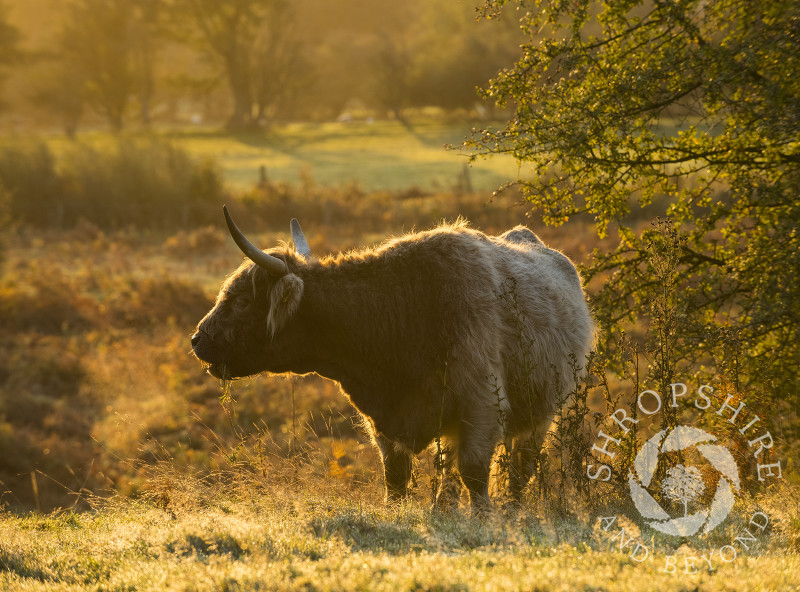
[290,218,311,258]
[223,205,287,276]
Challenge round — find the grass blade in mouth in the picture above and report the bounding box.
[219,364,234,403]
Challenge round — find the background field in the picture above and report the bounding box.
[35,120,521,193]
[14,118,519,192]
[0,123,797,590]
[164,120,520,192]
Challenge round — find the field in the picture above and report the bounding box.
[2,487,800,591]
[1,123,798,591]
[40,119,522,193]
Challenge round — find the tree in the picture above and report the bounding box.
[409,1,522,112]
[373,34,411,122]
[0,1,20,64]
[0,0,21,111]
[26,1,162,134]
[172,0,299,129]
[29,56,86,138]
[472,0,800,410]
[250,0,307,123]
[130,0,167,127]
[60,0,138,132]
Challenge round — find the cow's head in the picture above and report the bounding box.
[191,207,310,379]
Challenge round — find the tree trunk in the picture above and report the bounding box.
[225,52,252,129]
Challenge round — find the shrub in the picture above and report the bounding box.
[163,225,227,258]
[0,139,226,230]
[0,142,62,226]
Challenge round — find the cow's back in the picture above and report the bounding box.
[490,226,595,432]
[325,222,594,439]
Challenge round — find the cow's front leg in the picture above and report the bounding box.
[433,444,462,511]
[375,434,413,502]
[458,451,492,514]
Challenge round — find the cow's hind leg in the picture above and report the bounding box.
[509,420,552,502]
[375,434,412,502]
[508,434,541,501]
[457,421,501,514]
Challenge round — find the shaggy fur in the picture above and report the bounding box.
[192,220,595,511]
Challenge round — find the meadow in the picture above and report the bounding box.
[39,119,522,193]
[2,486,800,591]
[1,124,798,591]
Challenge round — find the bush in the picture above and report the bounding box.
[163,225,227,257]
[235,177,527,242]
[0,139,226,230]
[0,142,62,226]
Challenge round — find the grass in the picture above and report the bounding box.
[40,119,522,192]
[1,483,799,591]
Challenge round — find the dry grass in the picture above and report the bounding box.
[0,184,797,590]
[1,476,798,591]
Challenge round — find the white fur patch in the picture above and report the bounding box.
[267,274,304,336]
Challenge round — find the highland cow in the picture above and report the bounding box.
[191,208,594,511]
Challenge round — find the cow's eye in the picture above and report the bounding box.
[232,296,250,311]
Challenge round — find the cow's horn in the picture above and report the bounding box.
[290,218,311,258]
[223,205,287,276]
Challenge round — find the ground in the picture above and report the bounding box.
[2,484,799,592]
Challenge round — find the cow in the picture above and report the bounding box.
[191,207,595,512]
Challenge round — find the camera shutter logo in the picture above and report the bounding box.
[628,425,741,537]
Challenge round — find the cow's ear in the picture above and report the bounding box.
[267,273,304,336]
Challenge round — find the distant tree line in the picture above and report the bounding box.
[0,0,521,133]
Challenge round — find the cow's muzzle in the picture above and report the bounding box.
[191,331,232,379]
[191,330,225,364]
[190,332,202,349]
